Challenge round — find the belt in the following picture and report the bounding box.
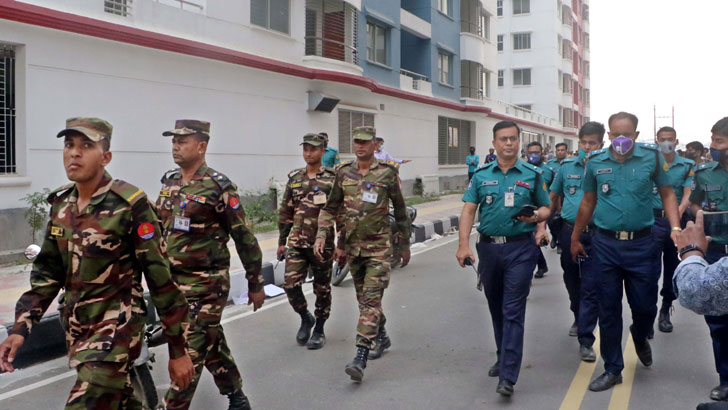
[480,233,532,244]
[653,209,666,218]
[563,221,596,233]
[708,242,728,255]
[597,227,652,241]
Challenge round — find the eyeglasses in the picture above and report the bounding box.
[495,136,519,143]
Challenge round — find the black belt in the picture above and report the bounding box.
[597,227,652,241]
[708,242,728,255]
[480,233,532,244]
[653,209,666,218]
[563,221,596,233]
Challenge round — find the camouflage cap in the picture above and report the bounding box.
[352,126,376,141]
[56,117,113,142]
[162,119,211,137]
[300,133,326,147]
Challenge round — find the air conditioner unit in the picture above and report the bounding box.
[308,92,340,113]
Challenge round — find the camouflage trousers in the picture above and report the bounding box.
[65,361,141,410]
[164,296,242,410]
[349,255,391,349]
[283,247,333,320]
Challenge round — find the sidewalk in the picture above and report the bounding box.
[0,194,465,327]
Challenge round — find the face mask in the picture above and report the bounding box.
[577,149,588,161]
[611,136,634,155]
[527,153,542,165]
[711,147,728,163]
[685,151,699,160]
[658,141,676,154]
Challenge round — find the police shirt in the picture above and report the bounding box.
[462,160,551,236]
[466,154,480,173]
[546,158,563,177]
[550,157,587,224]
[651,155,694,209]
[690,161,728,245]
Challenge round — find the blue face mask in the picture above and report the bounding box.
[578,149,588,161]
[611,136,634,155]
[527,153,542,165]
[711,147,728,163]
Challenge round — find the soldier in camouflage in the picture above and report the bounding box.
[313,126,411,382]
[0,117,194,410]
[156,120,265,410]
[278,134,337,349]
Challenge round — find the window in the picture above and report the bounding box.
[251,0,290,34]
[0,46,15,174]
[338,109,374,154]
[104,0,132,16]
[461,0,482,35]
[480,12,490,39]
[558,69,563,90]
[483,70,491,98]
[562,39,572,60]
[438,117,472,165]
[305,0,359,64]
[461,61,484,99]
[512,32,531,50]
[497,70,504,87]
[497,0,503,16]
[366,22,388,65]
[438,51,452,85]
[513,68,531,86]
[438,0,452,16]
[562,73,572,94]
[513,0,530,14]
[582,4,589,21]
[497,34,504,51]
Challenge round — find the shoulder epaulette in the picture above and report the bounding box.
[287,168,303,179]
[47,183,74,203]
[562,157,576,163]
[681,157,696,166]
[383,160,400,171]
[588,148,606,158]
[638,142,659,151]
[335,160,353,171]
[695,162,717,172]
[160,168,180,183]
[323,167,336,175]
[110,180,147,206]
[474,162,495,173]
[209,169,232,190]
[522,161,544,175]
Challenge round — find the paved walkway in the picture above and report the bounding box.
[0,194,464,326]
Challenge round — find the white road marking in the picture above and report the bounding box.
[0,370,75,401]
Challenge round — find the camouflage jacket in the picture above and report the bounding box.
[278,166,337,249]
[155,164,264,295]
[9,172,190,367]
[316,159,411,257]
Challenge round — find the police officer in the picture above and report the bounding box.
[689,117,728,401]
[547,142,568,249]
[651,126,694,334]
[571,112,681,392]
[313,126,411,382]
[320,132,341,168]
[456,120,551,397]
[278,134,337,349]
[0,118,194,409]
[548,142,569,175]
[550,122,605,361]
[156,120,265,410]
[526,141,554,278]
[466,146,480,181]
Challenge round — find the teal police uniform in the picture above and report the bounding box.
[582,142,671,376]
[466,154,480,180]
[550,157,599,348]
[322,147,341,168]
[651,155,694,315]
[535,162,555,273]
[689,160,728,389]
[462,159,550,385]
[546,158,563,177]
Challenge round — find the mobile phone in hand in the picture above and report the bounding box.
[512,205,537,220]
[704,211,728,237]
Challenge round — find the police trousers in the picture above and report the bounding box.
[652,217,679,305]
[477,236,539,384]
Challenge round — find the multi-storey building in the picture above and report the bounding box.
[495,0,590,150]
[0,0,576,256]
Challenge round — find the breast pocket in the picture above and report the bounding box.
[478,185,500,207]
[565,180,582,196]
[706,187,725,203]
[596,173,616,196]
[79,233,124,283]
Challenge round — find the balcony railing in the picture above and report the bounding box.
[305,37,358,65]
[104,0,132,16]
[487,99,563,129]
[155,0,204,12]
[400,68,429,90]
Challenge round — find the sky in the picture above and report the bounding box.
[590,0,728,146]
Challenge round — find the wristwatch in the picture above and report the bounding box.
[678,244,706,260]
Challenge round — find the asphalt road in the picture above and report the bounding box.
[0,233,717,410]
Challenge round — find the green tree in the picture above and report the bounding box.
[23,188,51,243]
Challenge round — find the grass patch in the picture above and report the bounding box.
[252,222,278,234]
[405,194,441,206]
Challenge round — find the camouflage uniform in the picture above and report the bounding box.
[278,134,337,321]
[316,127,411,349]
[8,118,190,410]
[156,120,263,410]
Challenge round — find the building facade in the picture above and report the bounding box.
[0,0,577,256]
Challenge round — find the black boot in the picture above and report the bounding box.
[307,318,326,350]
[345,347,369,382]
[658,303,673,333]
[369,327,392,360]
[227,389,252,410]
[296,311,315,345]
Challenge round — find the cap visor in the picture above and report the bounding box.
[162,128,195,137]
[56,127,103,142]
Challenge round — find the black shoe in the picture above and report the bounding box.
[296,311,315,345]
[534,267,548,278]
[369,327,391,360]
[306,332,326,350]
[569,321,578,337]
[588,372,623,392]
[630,325,653,367]
[710,385,728,401]
[345,347,369,382]
[647,326,654,340]
[658,306,674,333]
[227,389,252,410]
[580,345,596,362]
[496,379,514,396]
[488,360,500,377]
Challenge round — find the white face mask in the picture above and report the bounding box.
[659,141,676,154]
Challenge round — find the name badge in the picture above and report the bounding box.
[159,190,171,198]
[313,193,327,205]
[362,191,378,204]
[706,185,722,192]
[289,183,302,189]
[482,180,499,186]
[597,168,613,175]
[504,192,515,207]
[567,174,581,179]
[342,180,358,186]
[173,215,191,232]
[50,226,64,237]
